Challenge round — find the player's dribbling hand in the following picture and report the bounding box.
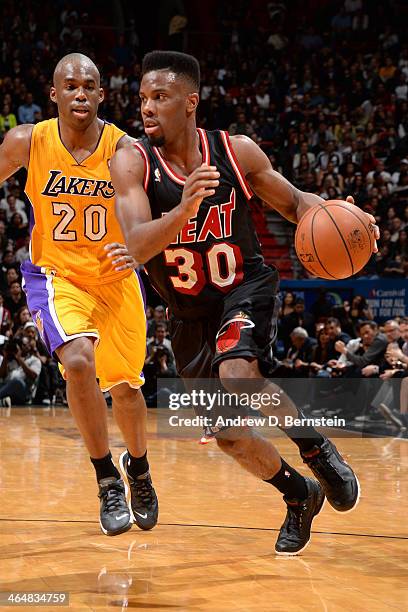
[345,195,380,253]
[180,163,220,217]
[104,243,137,271]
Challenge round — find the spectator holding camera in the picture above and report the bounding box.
[147,305,168,339]
[146,323,174,365]
[143,323,177,407]
[0,331,42,406]
[22,321,60,405]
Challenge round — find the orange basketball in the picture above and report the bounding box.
[295,200,375,280]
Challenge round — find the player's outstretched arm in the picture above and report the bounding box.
[110,146,219,263]
[230,135,379,248]
[230,135,324,223]
[0,124,33,183]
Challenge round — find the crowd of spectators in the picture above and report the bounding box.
[0,1,407,423]
[195,0,408,278]
[140,291,408,429]
[274,289,408,429]
[0,1,407,272]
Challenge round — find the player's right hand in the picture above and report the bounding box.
[104,242,137,270]
[180,164,219,217]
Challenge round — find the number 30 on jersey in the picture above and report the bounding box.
[164,242,243,295]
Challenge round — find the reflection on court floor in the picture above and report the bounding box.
[0,408,406,611]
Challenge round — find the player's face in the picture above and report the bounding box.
[50,63,104,130]
[140,70,198,146]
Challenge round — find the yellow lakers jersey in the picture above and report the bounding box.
[25,118,130,284]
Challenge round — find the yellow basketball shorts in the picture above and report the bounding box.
[21,261,146,391]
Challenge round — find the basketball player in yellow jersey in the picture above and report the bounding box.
[0,53,158,536]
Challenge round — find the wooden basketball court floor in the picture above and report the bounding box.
[0,407,407,611]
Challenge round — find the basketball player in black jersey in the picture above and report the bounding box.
[107,51,380,555]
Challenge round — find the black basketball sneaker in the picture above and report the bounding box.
[275,478,325,556]
[119,451,158,530]
[98,477,132,536]
[301,438,360,512]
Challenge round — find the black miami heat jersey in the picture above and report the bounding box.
[135,128,272,317]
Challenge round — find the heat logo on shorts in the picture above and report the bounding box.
[216,313,255,353]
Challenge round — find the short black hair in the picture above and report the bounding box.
[357,320,378,332]
[326,317,340,326]
[142,50,200,89]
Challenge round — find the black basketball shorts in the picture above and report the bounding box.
[167,267,280,437]
[169,266,280,380]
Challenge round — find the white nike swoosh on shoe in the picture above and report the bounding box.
[115,513,129,521]
[135,512,147,519]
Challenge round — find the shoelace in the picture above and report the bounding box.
[99,483,127,512]
[310,452,345,485]
[134,477,154,508]
[286,505,305,534]
[304,444,346,486]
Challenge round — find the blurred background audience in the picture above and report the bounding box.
[0,0,406,431]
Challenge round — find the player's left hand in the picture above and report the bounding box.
[105,243,137,271]
[345,195,380,253]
